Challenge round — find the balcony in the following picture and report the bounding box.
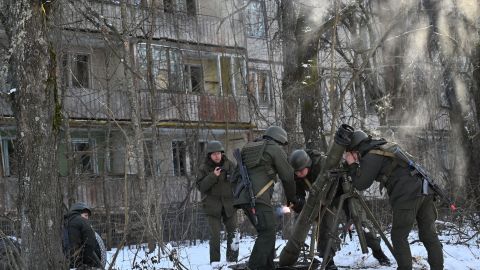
[0,89,251,125]
[60,88,251,124]
[60,1,246,48]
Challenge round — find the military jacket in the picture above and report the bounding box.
[349,140,422,209]
[233,139,297,207]
[196,156,236,218]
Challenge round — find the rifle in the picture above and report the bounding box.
[233,148,258,225]
[394,147,457,212]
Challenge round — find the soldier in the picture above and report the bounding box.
[343,130,444,270]
[233,126,297,270]
[289,149,391,270]
[196,140,238,264]
[64,202,102,269]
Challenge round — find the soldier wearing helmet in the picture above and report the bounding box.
[64,202,102,269]
[196,140,238,264]
[289,149,391,269]
[344,129,443,270]
[263,126,288,145]
[233,126,297,270]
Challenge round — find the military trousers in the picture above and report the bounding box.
[207,207,238,263]
[391,195,443,270]
[244,204,276,270]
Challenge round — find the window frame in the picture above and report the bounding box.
[71,138,98,175]
[248,69,272,107]
[137,43,182,92]
[62,53,92,89]
[172,140,187,176]
[245,0,266,38]
[1,137,16,177]
[184,63,204,93]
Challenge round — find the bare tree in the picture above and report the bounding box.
[0,1,64,269]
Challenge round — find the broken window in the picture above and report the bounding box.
[257,71,270,105]
[246,0,266,38]
[62,53,91,88]
[184,64,203,93]
[172,140,186,176]
[202,58,220,95]
[1,138,17,177]
[248,70,271,106]
[219,56,247,96]
[72,139,97,175]
[169,50,183,91]
[137,44,181,91]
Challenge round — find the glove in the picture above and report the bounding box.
[291,197,305,213]
[334,124,354,146]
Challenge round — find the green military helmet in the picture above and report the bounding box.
[264,126,288,145]
[288,149,312,171]
[349,130,369,150]
[206,140,224,154]
[70,202,92,215]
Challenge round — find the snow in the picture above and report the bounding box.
[106,226,479,270]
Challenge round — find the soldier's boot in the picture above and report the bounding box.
[372,250,391,266]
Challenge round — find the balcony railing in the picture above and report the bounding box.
[63,88,251,123]
[60,1,246,48]
[0,88,251,124]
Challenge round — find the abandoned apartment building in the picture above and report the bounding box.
[0,0,285,247]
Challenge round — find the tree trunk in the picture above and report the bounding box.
[280,0,300,146]
[2,1,64,269]
[468,41,480,209]
[424,0,470,201]
[120,1,146,192]
[145,3,164,251]
[295,10,327,151]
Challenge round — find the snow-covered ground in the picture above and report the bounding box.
[107,226,479,270]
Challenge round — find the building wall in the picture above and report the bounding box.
[0,0,274,213]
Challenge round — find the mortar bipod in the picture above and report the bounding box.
[319,171,396,270]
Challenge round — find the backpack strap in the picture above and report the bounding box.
[368,148,406,194]
[368,149,396,158]
[256,180,274,198]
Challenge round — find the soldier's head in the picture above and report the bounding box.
[263,126,288,145]
[347,130,370,151]
[289,149,311,178]
[70,202,92,219]
[206,140,224,163]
